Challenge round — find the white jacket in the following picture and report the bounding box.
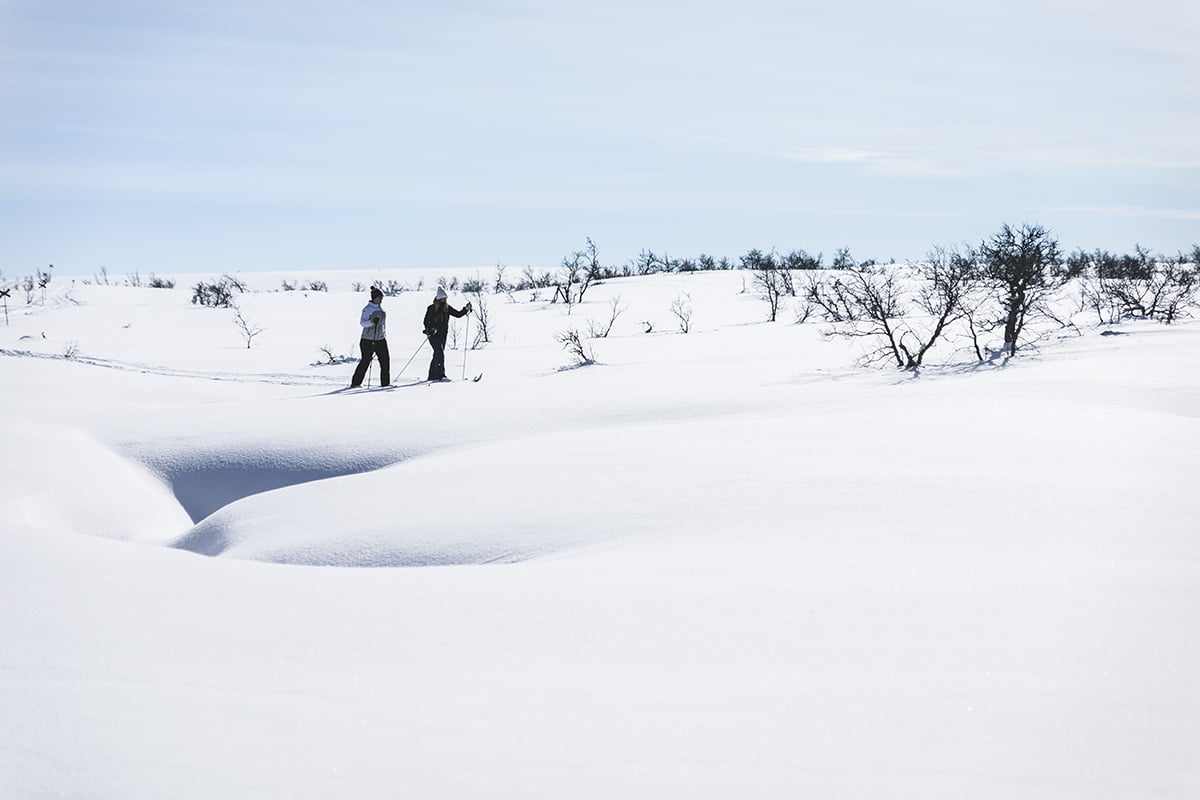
[359,302,386,341]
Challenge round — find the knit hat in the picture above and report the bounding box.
[435,287,448,300]
[370,286,383,299]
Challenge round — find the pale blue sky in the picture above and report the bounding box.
[3,0,1198,275]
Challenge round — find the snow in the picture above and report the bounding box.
[2,270,1198,798]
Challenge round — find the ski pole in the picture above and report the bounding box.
[367,319,379,388]
[462,309,470,380]
[397,335,427,378]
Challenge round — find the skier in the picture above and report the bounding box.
[350,287,389,387]
[423,287,471,381]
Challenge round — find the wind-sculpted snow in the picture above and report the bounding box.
[132,440,430,523]
[168,391,1200,568]
[168,432,619,566]
[0,421,191,543]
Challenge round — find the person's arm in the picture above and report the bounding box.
[361,305,377,328]
[450,303,471,318]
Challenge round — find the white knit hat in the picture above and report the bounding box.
[435,287,448,300]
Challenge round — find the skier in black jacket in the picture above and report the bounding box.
[422,287,471,381]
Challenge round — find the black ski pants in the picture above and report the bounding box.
[351,338,390,387]
[427,335,447,380]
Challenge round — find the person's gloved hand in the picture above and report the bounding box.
[370,314,381,324]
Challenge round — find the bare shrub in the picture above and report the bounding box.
[233,306,264,349]
[192,276,243,307]
[468,290,493,348]
[587,294,627,338]
[809,252,981,370]
[553,239,602,312]
[670,293,693,333]
[1080,246,1199,324]
[555,328,597,367]
[314,346,355,366]
[742,249,789,321]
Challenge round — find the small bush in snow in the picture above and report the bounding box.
[556,328,596,367]
[192,276,244,308]
[1079,246,1199,324]
[315,346,355,366]
[670,293,693,333]
[587,294,627,338]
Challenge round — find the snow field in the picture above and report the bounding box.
[1,269,1197,798]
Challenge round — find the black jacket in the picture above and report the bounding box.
[423,301,468,343]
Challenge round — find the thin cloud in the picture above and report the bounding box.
[1057,205,1200,223]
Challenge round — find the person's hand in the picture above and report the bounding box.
[371,314,381,324]
[423,329,433,337]
[465,302,473,313]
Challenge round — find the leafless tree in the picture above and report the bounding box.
[741,249,788,321]
[820,265,909,367]
[670,293,694,333]
[753,267,788,321]
[469,289,493,348]
[831,247,855,271]
[553,238,603,312]
[587,294,627,338]
[553,254,581,311]
[493,263,512,297]
[908,245,982,364]
[979,223,1065,356]
[802,271,860,323]
[809,254,981,370]
[233,306,264,349]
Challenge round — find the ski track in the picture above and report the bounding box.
[0,347,343,386]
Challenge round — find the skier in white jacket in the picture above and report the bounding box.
[350,287,389,387]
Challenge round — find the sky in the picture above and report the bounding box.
[2,0,1198,277]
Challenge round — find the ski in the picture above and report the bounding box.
[335,379,425,394]
[424,373,482,385]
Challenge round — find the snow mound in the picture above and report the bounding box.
[132,438,425,524]
[0,422,191,543]
[168,432,620,566]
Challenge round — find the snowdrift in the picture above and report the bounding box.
[0,421,191,543]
